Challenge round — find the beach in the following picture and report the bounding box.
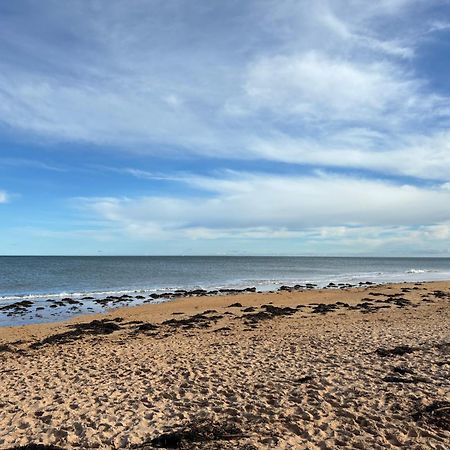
[0,281,449,449]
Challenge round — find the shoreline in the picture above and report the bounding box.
[1,280,449,449]
[0,279,448,333]
[2,278,450,330]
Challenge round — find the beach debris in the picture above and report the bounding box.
[30,319,122,348]
[376,345,416,357]
[136,323,159,332]
[435,342,450,354]
[7,445,65,450]
[293,375,313,384]
[413,400,450,430]
[212,326,231,333]
[0,344,14,353]
[0,343,26,355]
[134,420,245,449]
[392,366,414,375]
[242,304,297,324]
[162,312,223,330]
[430,290,450,301]
[310,303,339,314]
[382,375,428,384]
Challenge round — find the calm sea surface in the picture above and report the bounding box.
[1,256,449,325]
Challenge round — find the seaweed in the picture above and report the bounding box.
[134,420,245,449]
[376,346,416,357]
[7,445,64,450]
[30,319,121,348]
[413,401,450,430]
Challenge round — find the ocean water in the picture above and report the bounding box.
[1,256,449,326]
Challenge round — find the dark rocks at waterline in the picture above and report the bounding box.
[188,289,208,296]
[219,287,256,294]
[0,285,268,318]
[94,295,138,306]
[278,283,317,292]
[279,284,305,292]
[0,300,34,311]
[278,285,293,291]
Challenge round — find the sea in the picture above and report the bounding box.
[1,256,450,326]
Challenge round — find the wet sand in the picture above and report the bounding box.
[0,281,449,449]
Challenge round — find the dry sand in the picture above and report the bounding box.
[0,281,449,449]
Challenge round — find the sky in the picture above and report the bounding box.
[1,0,450,256]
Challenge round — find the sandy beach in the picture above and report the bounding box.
[0,281,449,449]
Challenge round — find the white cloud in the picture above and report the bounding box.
[242,51,423,122]
[248,130,450,180]
[71,170,450,255]
[78,172,450,235]
[0,191,9,203]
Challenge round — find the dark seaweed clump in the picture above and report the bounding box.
[7,445,65,450]
[376,345,416,357]
[30,319,122,349]
[413,401,450,431]
[133,420,245,449]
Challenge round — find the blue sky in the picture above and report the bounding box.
[1,0,450,256]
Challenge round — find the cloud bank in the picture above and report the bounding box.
[75,171,450,254]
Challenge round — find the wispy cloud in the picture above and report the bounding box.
[0,190,9,203]
[0,0,447,180]
[0,157,64,171]
[248,130,450,181]
[77,171,450,236]
[239,51,431,124]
